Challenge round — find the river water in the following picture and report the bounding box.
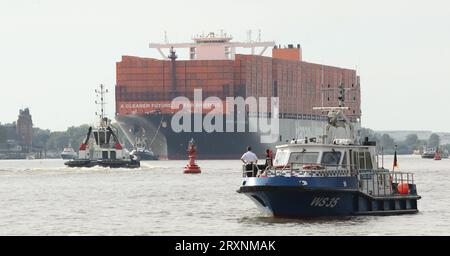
[0,155,449,235]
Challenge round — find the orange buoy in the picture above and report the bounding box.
[184,139,201,174]
[397,183,409,194]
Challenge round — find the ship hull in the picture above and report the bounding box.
[421,154,435,159]
[61,154,77,160]
[238,177,420,218]
[132,152,159,160]
[115,113,341,160]
[64,159,140,168]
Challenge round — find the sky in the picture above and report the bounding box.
[0,0,449,132]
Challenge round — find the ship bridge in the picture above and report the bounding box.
[149,31,275,60]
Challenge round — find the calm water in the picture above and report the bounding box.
[0,155,449,235]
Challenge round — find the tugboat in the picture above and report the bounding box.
[237,85,421,217]
[65,85,140,168]
[130,132,159,160]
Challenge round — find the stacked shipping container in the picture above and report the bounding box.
[116,53,361,121]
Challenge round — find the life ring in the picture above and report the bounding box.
[302,164,324,170]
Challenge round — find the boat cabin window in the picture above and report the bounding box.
[93,130,113,146]
[342,151,347,166]
[321,151,342,166]
[93,131,99,145]
[364,152,373,169]
[98,131,107,145]
[106,131,112,144]
[274,151,289,165]
[353,151,373,170]
[288,152,319,164]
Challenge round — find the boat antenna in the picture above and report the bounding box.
[95,84,108,122]
[313,82,355,143]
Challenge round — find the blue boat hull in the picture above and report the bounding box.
[238,177,420,218]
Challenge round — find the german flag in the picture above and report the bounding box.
[393,145,399,169]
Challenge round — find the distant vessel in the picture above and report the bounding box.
[130,147,158,161]
[65,85,140,168]
[60,146,77,159]
[421,147,436,159]
[130,131,158,160]
[238,86,421,217]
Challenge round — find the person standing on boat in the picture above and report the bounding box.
[241,146,258,177]
[264,149,273,168]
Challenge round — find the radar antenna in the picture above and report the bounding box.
[314,83,356,143]
[95,84,109,126]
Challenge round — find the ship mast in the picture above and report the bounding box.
[168,47,178,98]
[95,84,109,126]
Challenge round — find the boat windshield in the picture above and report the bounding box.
[273,151,289,166]
[274,151,320,166]
[289,152,319,164]
[321,151,342,165]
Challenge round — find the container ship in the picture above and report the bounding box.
[115,32,361,159]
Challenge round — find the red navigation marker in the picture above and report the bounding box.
[184,139,201,174]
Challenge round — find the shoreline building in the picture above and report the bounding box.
[16,108,33,152]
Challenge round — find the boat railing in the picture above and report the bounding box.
[391,171,414,185]
[358,169,392,196]
[241,162,356,178]
[358,170,416,196]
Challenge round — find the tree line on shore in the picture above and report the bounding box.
[359,128,449,155]
[1,123,448,156]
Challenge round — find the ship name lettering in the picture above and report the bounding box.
[310,197,340,208]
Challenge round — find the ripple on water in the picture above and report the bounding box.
[0,157,449,235]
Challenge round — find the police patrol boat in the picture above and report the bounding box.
[237,87,421,218]
[65,85,140,168]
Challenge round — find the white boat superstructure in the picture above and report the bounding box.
[61,147,77,159]
[65,84,140,168]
